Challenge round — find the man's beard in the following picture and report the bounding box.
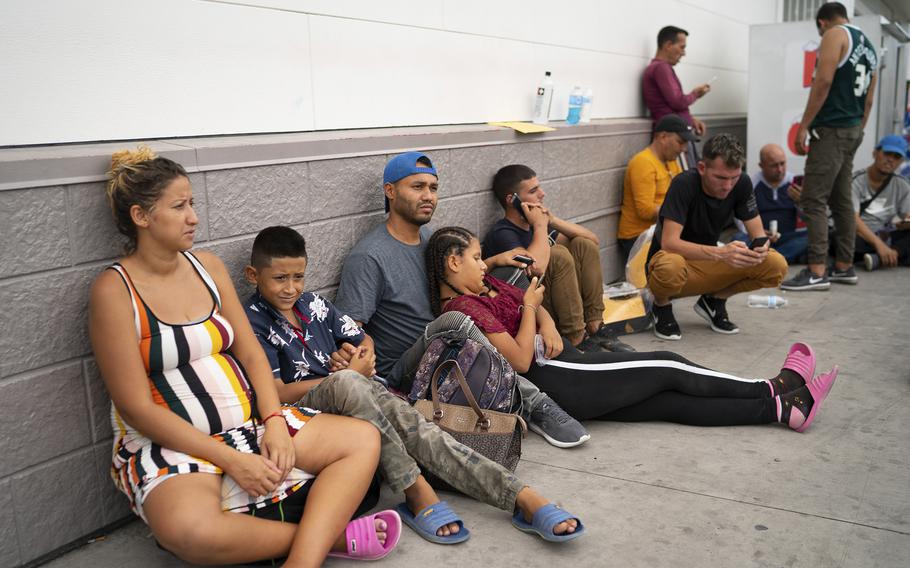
[400,204,435,226]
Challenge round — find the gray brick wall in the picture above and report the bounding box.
[0,116,745,566]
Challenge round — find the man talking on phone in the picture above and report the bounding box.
[646,134,788,340]
[482,164,635,353]
[783,1,877,290]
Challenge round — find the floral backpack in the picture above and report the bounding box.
[407,335,518,413]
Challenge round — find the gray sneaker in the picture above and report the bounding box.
[827,265,858,284]
[781,268,830,291]
[863,253,881,271]
[528,397,590,448]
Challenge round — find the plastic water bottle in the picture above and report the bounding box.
[566,86,584,125]
[579,88,593,123]
[534,334,551,366]
[747,294,788,309]
[532,71,554,125]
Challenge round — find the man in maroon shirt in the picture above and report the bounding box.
[643,26,711,136]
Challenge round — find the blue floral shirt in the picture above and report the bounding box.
[244,290,365,383]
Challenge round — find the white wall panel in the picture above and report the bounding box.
[309,17,542,129]
[0,0,313,146]
[680,0,779,25]
[676,68,749,115]
[442,0,607,52]
[1,0,778,146]
[207,0,445,28]
[644,0,750,71]
[528,48,649,121]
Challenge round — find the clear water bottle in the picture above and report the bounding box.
[747,294,788,309]
[532,71,554,125]
[580,88,593,123]
[534,334,550,366]
[566,86,584,125]
[769,220,779,238]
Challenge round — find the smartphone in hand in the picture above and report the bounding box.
[748,236,770,250]
[512,254,534,266]
[792,175,804,187]
[511,193,528,221]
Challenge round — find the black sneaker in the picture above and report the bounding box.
[863,253,881,272]
[592,325,636,352]
[651,303,681,340]
[693,295,740,334]
[575,335,605,353]
[780,268,830,291]
[827,265,858,284]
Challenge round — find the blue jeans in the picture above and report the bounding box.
[732,231,807,263]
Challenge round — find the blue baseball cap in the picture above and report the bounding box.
[383,151,437,212]
[876,135,909,157]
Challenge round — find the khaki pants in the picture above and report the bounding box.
[802,124,864,265]
[647,250,788,301]
[542,237,605,338]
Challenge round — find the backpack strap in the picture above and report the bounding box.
[428,360,490,428]
[859,173,893,216]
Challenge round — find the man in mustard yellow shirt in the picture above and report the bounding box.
[618,114,692,260]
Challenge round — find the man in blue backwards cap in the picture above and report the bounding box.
[335,152,591,448]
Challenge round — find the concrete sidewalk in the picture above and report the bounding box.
[42,267,910,568]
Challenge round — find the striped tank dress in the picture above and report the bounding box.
[108,251,318,522]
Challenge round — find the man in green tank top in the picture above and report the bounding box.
[782,2,878,291]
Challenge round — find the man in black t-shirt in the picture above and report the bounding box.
[647,134,788,340]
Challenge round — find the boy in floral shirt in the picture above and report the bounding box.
[242,226,579,545]
[244,227,374,401]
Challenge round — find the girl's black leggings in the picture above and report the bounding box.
[523,341,778,425]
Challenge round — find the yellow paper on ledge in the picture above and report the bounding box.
[488,121,556,134]
[602,294,647,324]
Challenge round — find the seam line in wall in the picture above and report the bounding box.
[0,443,105,482]
[0,356,87,385]
[81,359,100,445]
[198,0,751,69]
[0,258,111,286]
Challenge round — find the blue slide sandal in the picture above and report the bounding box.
[511,504,585,542]
[395,501,470,544]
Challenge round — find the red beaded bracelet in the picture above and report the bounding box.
[262,411,286,425]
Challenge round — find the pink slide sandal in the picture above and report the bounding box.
[781,342,816,383]
[795,366,839,433]
[327,509,402,561]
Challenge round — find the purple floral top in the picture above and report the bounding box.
[442,275,527,336]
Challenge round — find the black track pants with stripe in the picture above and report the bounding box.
[523,341,777,425]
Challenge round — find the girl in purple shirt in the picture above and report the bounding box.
[426,227,839,431]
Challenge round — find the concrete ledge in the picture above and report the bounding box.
[0,115,746,191]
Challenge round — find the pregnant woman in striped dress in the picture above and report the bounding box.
[89,147,399,567]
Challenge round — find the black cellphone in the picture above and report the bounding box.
[511,193,528,221]
[792,175,804,186]
[512,254,534,266]
[749,236,770,250]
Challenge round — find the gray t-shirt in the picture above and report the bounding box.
[852,172,910,233]
[335,223,433,378]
